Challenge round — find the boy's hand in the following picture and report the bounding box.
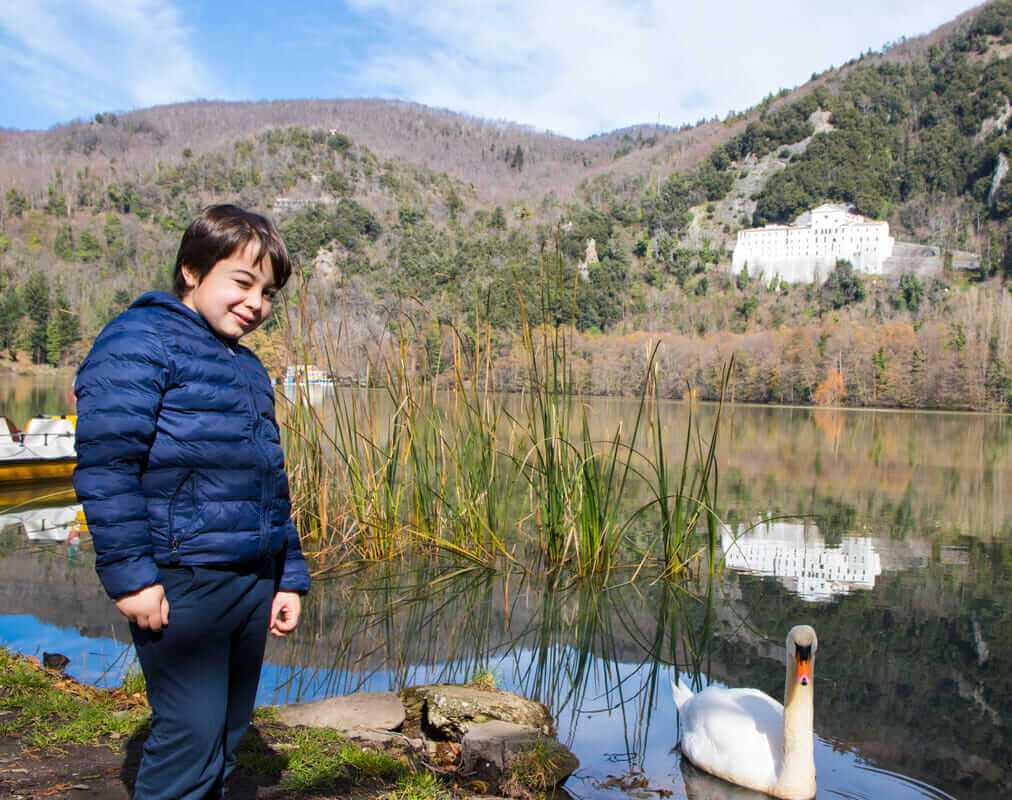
[269,591,301,637]
[115,584,169,631]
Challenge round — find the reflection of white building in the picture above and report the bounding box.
[0,505,83,542]
[277,381,334,408]
[732,204,895,284]
[284,365,334,385]
[721,519,882,602]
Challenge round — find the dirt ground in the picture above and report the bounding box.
[0,727,392,800]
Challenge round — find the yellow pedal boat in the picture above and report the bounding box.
[0,415,77,485]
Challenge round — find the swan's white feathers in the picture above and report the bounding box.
[671,679,694,711]
[678,686,783,794]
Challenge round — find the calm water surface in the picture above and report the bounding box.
[1,375,1009,800]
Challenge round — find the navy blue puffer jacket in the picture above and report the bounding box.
[73,291,310,599]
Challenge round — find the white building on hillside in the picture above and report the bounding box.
[732,204,895,283]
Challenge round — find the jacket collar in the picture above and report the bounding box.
[130,291,241,349]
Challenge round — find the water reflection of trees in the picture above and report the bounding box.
[722,407,1011,540]
[266,547,1012,800]
[269,562,719,763]
[0,375,75,426]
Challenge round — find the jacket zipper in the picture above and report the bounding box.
[168,470,195,558]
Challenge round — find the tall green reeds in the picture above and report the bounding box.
[647,354,733,577]
[512,239,642,579]
[280,231,731,582]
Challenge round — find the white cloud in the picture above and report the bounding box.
[347,0,979,138]
[0,0,220,125]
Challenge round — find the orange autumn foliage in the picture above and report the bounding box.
[813,368,847,406]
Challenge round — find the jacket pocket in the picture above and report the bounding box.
[167,470,200,548]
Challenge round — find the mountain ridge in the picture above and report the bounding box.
[1,0,1011,413]
[0,4,985,204]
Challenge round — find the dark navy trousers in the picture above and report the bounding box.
[130,559,276,800]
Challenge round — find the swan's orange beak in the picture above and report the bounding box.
[796,657,812,686]
[796,648,813,686]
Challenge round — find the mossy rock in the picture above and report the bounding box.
[400,685,554,741]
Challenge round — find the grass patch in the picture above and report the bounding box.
[252,704,280,723]
[385,771,453,800]
[121,663,145,696]
[468,668,497,691]
[502,737,569,799]
[0,647,149,748]
[282,727,408,791]
[237,723,410,792]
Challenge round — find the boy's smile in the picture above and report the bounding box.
[180,241,277,340]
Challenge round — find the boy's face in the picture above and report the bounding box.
[180,241,277,339]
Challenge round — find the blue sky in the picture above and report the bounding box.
[0,0,982,139]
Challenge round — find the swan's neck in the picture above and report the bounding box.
[775,674,815,798]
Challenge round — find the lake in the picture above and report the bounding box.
[1,373,1009,800]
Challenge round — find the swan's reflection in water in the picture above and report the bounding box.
[679,747,960,800]
[680,760,769,800]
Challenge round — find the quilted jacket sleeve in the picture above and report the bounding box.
[73,319,170,599]
[275,425,310,594]
[278,515,311,594]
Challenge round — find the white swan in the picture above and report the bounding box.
[672,626,818,800]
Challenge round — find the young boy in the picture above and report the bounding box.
[73,204,311,799]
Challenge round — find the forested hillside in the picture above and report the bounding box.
[1,1,1011,411]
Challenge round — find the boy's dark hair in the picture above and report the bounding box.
[172,204,291,297]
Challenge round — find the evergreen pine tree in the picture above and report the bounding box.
[104,214,129,270]
[985,335,1011,408]
[77,230,102,262]
[51,285,79,362]
[4,188,28,218]
[910,347,926,406]
[0,278,21,359]
[736,262,751,291]
[13,319,32,359]
[45,184,68,217]
[22,272,50,364]
[46,314,62,366]
[54,224,75,261]
[510,145,524,171]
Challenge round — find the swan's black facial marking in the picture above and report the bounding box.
[787,625,818,687]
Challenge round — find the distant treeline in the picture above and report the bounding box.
[485,304,1012,412]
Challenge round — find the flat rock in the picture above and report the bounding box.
[344,729,400,746]
[273,692,406,732]
[461,721,578,786]
[402,685,555,740]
